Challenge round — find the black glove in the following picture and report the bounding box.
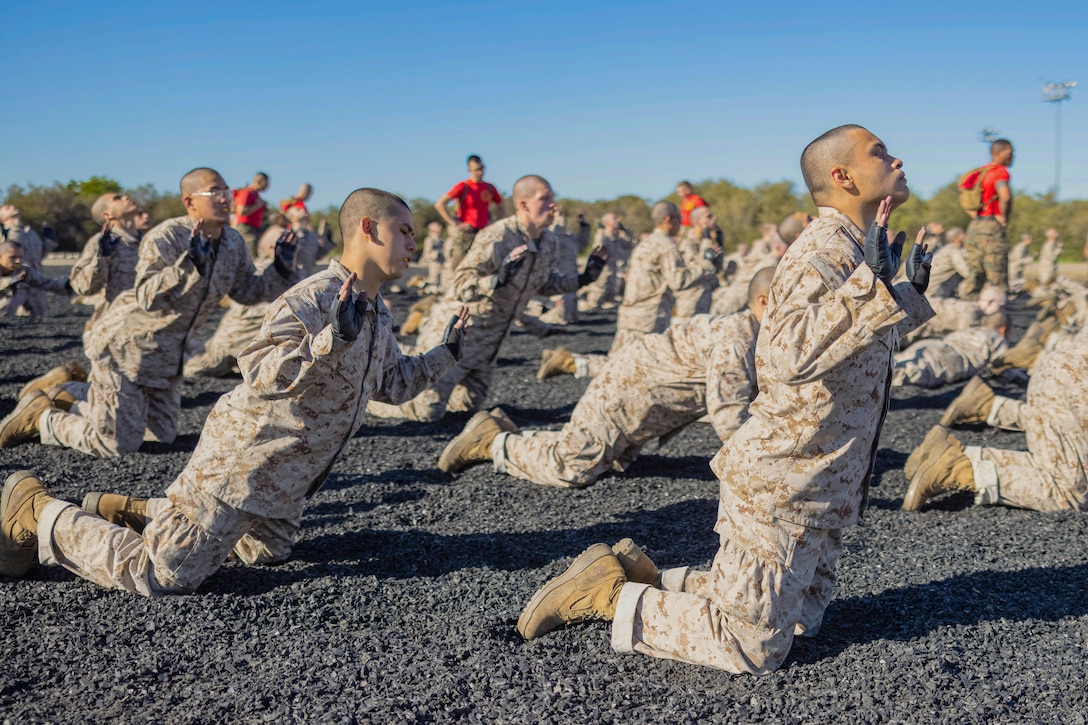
[331,287,369,342]
[41,224,57,243]
[493,253,524,290]
[703,246,723,272]
[188,229,213,276]
[0,223,7,241]
[442,314,465,361]
[577,248,607,287]
[98,227,121,257]
[905,242,933,295]
[864,222,904,284]
[273,230,298,279]
[8,268,27,291]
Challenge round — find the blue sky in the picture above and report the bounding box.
[3,1,1086,211]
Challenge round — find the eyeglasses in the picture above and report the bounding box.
[191,190,232,201]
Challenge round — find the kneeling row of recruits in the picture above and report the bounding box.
[3,124,1086,677]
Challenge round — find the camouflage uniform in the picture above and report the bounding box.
[903,296,981,345]
[184,228,321,377]
[494,310,760,488]
[421,232,446,289]
[0,267,68,318]
[1007,240,1032,292]
[892,327,1007,388]
[367,215,583,422]
[581,227,634,309]
[965,326,1088,511]
[610,207,933,674]
[69,227,142,351]
[443,227,479,279]
[37,216,295,457]
[35,260,457,595]
[963,217,1008,294]
[927,244,971,299]
[711,245,779,316]
[5,224,58,318]
[614,229,716,349]
[673,229,718,318]
[1037,238,1062,288]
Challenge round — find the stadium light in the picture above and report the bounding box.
[1042,81,1076,198]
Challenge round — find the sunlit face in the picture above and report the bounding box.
[850,130,909,205]
[996,145,1014,167]
[0,247,24,273]
[521,185,557,228]
[676,184,691,199]
[978,287,1006,316]
[185,173,232,225]
[369,208,417,279]
[134,210,151,231]
[468,161,485,183]
[106,194,139,219]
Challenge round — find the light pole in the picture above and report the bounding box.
[1042,81,1076,198]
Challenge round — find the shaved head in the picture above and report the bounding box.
[800,124,866,203]
[748,265,775,304]
[981,311,1008,332]
[513,175,550,203]
[777,212,809,246]
[338,188,410,243]
[690,206,710,224]
[0,240,22,255]
[91,193,114,223]
[651,200,680,225]
[180,167,221,196]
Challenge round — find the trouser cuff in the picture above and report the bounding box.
[574,355,590,379]
[965,445,1000,505]
[491,432,511,474]
[659,566,692,592]
[37,499,78,567]
[610,582,652,655]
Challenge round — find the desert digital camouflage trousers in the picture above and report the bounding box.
[611,495,841,674]
[963,217,1008,296]
[444,227,480,276]
[37,486,300,596]
[892,342,973,388]
[38,356,181,457]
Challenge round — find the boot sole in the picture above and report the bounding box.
[437,411,493,473]
[1,470,41,578]
[0,392,50,448]
[517,543,615,640]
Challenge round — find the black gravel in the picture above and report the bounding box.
[3,281,1087,724]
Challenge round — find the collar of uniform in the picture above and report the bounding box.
[647,228,674,245]
[329,259,380,324]
[511,219,540,254]
[816,206,863,243]
[115,227,140,245]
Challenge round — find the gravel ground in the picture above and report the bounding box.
[2,281,1087,724]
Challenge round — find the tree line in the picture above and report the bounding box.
[6,176,1088,261]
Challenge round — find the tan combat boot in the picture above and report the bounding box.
[81,492,150,533]
[536,348,576,380]
[45,385,79,412]
[17,361,87,400]
[489,407,520,434]
[938,377,995,428]
[612,538,659,586]
[904,425,956,479]
[991,319,1059,374]
[401,295,436,335]
[0,391,53,448]
[1,470,54,578]
[437,411,505,473]
[517,543,627,640]
[902,435,975,511]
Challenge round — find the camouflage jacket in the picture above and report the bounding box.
[616,229,716,334]
[167,260,457,519]
[711,207,934,530]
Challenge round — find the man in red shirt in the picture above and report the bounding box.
[279,183,313,215]
[434,155,503,270]
[676,181,707,227]
[232,172,269,259]
[963,139,1014,297]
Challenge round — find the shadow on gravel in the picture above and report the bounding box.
[790,562,1088,666]
[181,390,227,409]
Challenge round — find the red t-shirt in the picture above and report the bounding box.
[680,194,707,226]
[446,179,501,229]
[979,165,1010,218]
[279,197,309,215]
[233,187,265,227]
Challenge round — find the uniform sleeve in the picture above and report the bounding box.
[227,245,294,306]
[237,292,341,399]
[662,245,715,293]
[370,332,456,405]
[768,251,934,385]
[952,249,971,279]
[26,268,70,294]
[706,322,758,442]
[134,228,202,312]
[451,226,506,301]
[68,234,107,296]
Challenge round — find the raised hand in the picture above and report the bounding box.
[188,220,213,276]
[274,229,299,278]
[702,244,723,271]
[41,223,57,243]
[578,246,608,287]
[494,244,529,289]
[98,221,120,257]
[905,229,933,295]
[331,273,370,342]
[442,306,471,361]
[864,196,902,284]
